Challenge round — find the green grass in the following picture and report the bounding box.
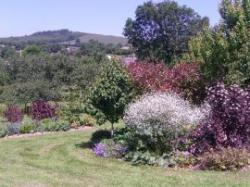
[0,129,249,187]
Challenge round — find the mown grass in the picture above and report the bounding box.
[0,128,249,187]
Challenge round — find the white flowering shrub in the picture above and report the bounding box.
[124,92,209,135]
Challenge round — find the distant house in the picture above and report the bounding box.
[66,46,80,53]
[120,46,130,50]
[106,54,112,60]
[122,56,137,65]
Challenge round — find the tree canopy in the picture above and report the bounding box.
[124,1,209,64]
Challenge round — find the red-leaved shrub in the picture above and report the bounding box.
[30,100,57,121]
[4,105,23,123]
[126,62,203,102]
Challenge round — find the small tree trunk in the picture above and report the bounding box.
[24,103,27,114]
[111,123,114,138]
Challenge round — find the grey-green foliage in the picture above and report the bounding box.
[85,60,136,126]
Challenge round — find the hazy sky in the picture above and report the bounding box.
[0,0,221,37]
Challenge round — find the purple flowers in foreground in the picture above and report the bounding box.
[92,141,127,158]
[92,143,108,157]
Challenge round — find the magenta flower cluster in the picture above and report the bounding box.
[4,105,23,123]
[30,100,57,121]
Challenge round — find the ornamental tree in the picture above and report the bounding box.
[85,60,136,136]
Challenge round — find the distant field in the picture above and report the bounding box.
[0,128,249,187]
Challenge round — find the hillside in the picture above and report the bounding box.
[0,29,128,46]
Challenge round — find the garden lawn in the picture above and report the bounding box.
[0,129,249,187]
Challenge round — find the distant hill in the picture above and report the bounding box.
[0,29,128,46]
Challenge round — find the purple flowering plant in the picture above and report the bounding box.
[92,143,108,157]
[190,83,250,155]
[4,105,23,123]
[92,140,127,158]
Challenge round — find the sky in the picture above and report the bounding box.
[0,0,221,37]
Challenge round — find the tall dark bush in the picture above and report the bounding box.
[30,100,57,121]
[190,83,250,155]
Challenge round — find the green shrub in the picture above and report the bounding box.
[198,148,250,171]
[60,102,85,124]
[20,124,36,134]
[79,114,96,126]
[169,151,197,168]
[113,128,170,166]
[38,119,70,132]
[112,128,195,167]
[0,126,8,138]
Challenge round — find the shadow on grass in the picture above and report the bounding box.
[75,129,112,149]
[75,141,91,149]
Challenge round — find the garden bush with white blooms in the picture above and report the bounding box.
[124,92,209,136]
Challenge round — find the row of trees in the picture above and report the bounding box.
[0,54,103,106]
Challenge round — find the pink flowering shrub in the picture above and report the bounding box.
[190,83,250,155]
[4,105,23,123]
[30,100,57,121]
[126,62,203,102]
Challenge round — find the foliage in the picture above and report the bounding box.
[171,151,197,168]
[124,1,208,64]
[113,128,169,165]
[19,123,36,134]
[0,54,102,104]
[30,100,57,121]
[85,60,136,131]
[60,101,85,124]
[113,128,193,166]
[188,0,250,86]
[79,114,96,126]
[92,139,127,158]
[198,148,250,171]
[126,62,204,102]
[23,45,43,56]
[190,83,250,155]
[0,126,8,138]
[0,80,60,105]
[4,105,23,123]
[38,119,70,132]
